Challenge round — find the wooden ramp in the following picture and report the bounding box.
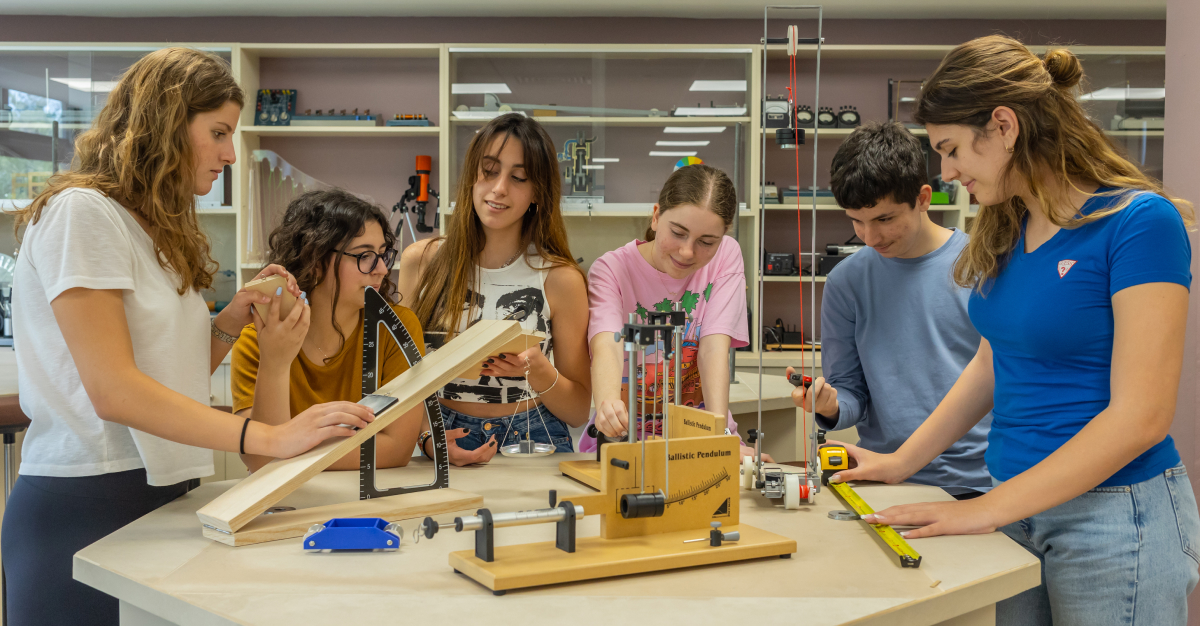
[196,319,537,545]
[204,489,482,547]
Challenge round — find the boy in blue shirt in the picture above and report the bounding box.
[788,121,991,498]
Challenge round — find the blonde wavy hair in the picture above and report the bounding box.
[15,47,244,294]
[914,35,1193,289]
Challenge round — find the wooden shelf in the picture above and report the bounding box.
[766,44,956,60]
[441,202,753,218]
[765,127,1159,139]
[761,275,827,283]
[238,43,440,58]
[736,350,822,369]
[762,127,926,137]
[765,43,1163,60]
[197,209,237,216]
[1105,129,1165,137]
[452,116,750,126]
[448,45,753,59]
[241,126,440,138]
[760,202,962,211]
[0,122,91,130]
[0,200,33,211]
[561,209,755,217]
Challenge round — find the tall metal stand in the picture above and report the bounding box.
[756,5,825,490]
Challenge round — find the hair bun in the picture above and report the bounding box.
[1043,48,1083,89]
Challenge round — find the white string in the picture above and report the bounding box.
[498,321,555,454]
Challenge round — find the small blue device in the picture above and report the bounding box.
[302,518,402,551]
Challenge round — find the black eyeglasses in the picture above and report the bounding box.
[342,248,397,274]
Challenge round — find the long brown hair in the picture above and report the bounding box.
[914,35,1193,289]
[266,188,397,362]
[646,163,737,241]
[15,47,244,294]
[413,113,581,336]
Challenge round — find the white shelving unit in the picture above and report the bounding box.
[232,42,446,275]
[1,40,1163,364]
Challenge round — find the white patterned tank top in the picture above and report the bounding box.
[435,251,553,404]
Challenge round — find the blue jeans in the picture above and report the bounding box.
[995,463,1200,625]
[440,403,574,453]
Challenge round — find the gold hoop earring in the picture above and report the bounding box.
[1006,146,1014,154]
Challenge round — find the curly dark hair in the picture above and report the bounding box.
[266,188,397,360]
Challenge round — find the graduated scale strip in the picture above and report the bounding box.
[828,481,923,568]
[665,468,732,507]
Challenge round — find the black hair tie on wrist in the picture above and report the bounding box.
[239,417,251,455]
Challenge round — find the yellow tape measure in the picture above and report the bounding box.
[828,481,923,568]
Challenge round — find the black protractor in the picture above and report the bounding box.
[665,468,731,506]
[359,287,449,499]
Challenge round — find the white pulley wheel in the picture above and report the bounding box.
[784,474,801,510]
[741,456,756,489]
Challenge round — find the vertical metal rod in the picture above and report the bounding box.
[655,332,662,494]
[673,302,683,407]
[51,121,59,173]
[756,7,770,471]
[662,332,669,498]
[627,313,637,447]
[639,345,646,494]
[3,443,10,502]
[810,9,824,487]
[729,124,741,385]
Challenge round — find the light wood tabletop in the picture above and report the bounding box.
[75,454,1038,626]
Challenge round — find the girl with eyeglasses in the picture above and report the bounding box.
[395,113,592,465]
[230,188,426,472]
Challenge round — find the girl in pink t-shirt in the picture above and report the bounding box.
[583,164,761,459]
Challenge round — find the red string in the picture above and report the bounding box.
[787,49,808,470]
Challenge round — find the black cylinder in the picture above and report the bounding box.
[421,516,439,539]
[620,493,665,519]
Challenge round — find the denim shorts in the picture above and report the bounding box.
[440,403,574,453]
[995,463,1200,626]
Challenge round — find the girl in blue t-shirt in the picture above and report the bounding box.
[831,36,1200,624]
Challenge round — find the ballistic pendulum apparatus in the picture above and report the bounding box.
[419,314,796,595]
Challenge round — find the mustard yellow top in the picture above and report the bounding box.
[231,304,425,416]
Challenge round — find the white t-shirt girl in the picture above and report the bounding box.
[13,188,213,486]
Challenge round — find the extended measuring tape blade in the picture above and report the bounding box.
[829,481,923,568]
[359,287,449,499]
